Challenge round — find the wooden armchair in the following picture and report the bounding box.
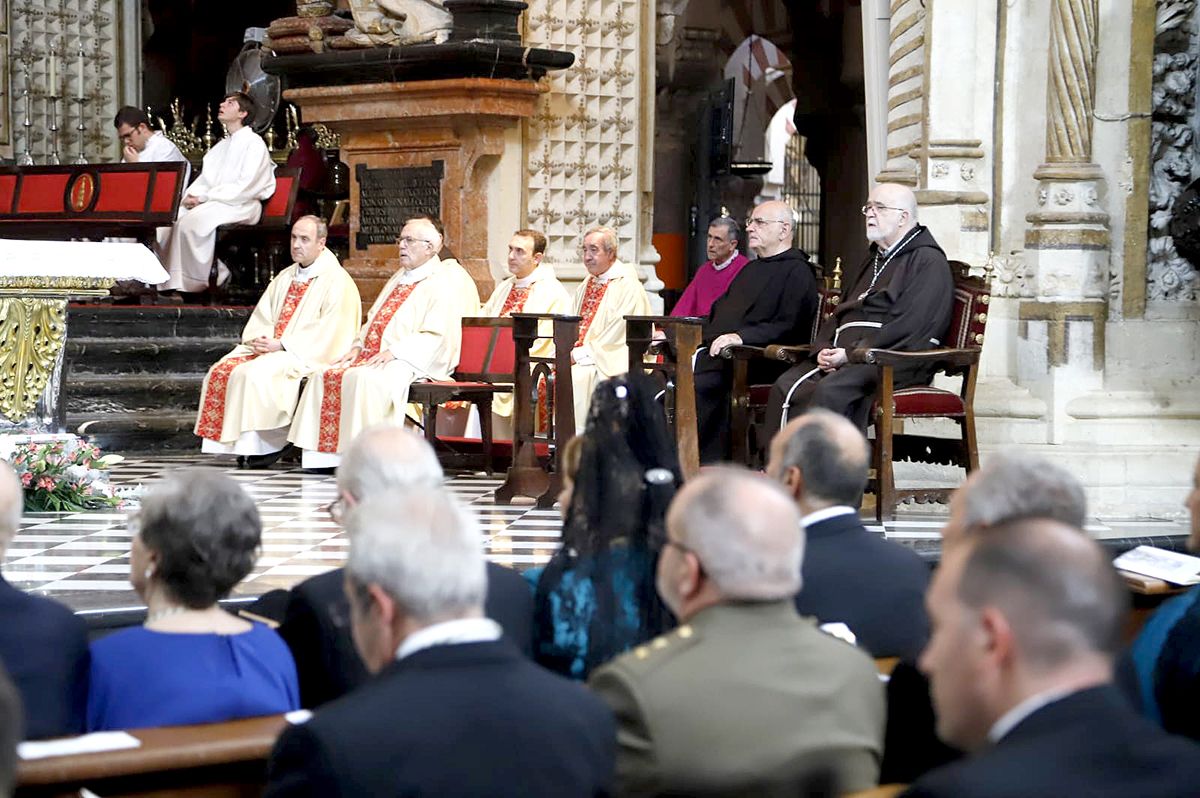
[625,315,703,478]
[863,261,989,520]
[209,166,302,298]
[494,313,580,508]
[409,317,516,474]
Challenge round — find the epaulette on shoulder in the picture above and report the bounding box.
[625,623,699,670]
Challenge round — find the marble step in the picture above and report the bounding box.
[70,410,200,453]
[67,305,251,339]
[65,373,203,415]
[66,336,234,375]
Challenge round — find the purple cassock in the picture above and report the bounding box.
[669,252,751,318]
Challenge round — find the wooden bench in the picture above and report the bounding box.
[16,713,289,798]
[624,316,702,479]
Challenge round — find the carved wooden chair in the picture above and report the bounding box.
[208,166,302,299]
[625,315,703,478]
[409,317,516,475]
[494,313,580,508]
[865,261,989,520]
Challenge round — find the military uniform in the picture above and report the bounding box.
[588,600,885,796]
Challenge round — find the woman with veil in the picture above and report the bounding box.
[526,371,682,679]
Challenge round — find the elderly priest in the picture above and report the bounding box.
[194,216,361,468]
[289,216,467,469]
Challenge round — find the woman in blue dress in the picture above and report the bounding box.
[88,469,299,731]
[527,372,681,679]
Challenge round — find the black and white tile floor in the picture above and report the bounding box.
[4,455,1189,617]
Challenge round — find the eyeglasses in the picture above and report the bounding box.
[861,203,907,216]
[397,236,433,248]
[745,217,789,229]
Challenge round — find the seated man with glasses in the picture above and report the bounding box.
[569,225,652,433]
[764,182,954,436]
[289,216,467,469]
[692,199,817,463]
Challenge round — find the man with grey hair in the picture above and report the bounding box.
[768,410,930,659]
[668,216,750,318]
[589,467,884,796]
[765,182,954,435]
[903,519,1200,797]
[277,425,533,708]
[0,460,89,739]
[569,225,651,432]
[265,486,615,797]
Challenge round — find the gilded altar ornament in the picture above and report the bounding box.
[0,297,68,422]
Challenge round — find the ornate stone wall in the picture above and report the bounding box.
[5,0,124,163]
[1147,0,1200,301]
[523,0,658,290]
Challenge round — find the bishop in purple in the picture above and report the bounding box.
[669,217,750,318]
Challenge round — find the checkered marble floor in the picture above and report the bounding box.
[4,454,1190,616]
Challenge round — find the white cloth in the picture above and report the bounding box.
[711,252,738,272]
[395,618,502,661]
[799,506,858,529]
[158,126,275,292]
[0,238,168,283]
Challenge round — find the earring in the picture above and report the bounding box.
[143,567,154,581]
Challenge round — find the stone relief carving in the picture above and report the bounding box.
[987,253,1033,298]
[345,0,451,47]
[931,162,949,178]
[1053,188,1075,205]
[960,163,975,181]
[1146,0,1199,301]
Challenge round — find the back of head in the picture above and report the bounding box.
[0,460,21,553]
[672,466,804,600]
[346,486,486,623]
[337,425,443,501]
[961,452,1087,531]
[959,519,1126,671]
[137,469,261,608]
[777,409,870,508]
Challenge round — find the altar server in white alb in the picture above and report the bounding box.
[479,229,571,432]
[289,216,466,469]
[158,92,276,293]
[569,226,651,432]
[194,215,361,468]
[113,106,191,184]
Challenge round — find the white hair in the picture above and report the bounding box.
[345,486,487,622]
[337,425,443,501]
[584,226,619,255]
[962,452,1087,530]
[672,467,804,600]
[0,461,20,550]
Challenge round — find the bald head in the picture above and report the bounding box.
[0,461,20,552]
[864,182,918,248]
[768,409,870,511]
[944,453,1087,548]
[746,199,794,258]
[668,467,803,600]
[337,425,443,503]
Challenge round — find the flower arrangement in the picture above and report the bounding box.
[7,439,126,513]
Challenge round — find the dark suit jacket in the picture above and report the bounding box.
[278,562,534,708]
[901,685,1200,798]
[794,512,930,660]
[701,248,817,347]
[0,576,89,739]
[879,660,961,784]
[264,640,615,797]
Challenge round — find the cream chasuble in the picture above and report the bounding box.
[570,259,651,431]
[480,262,571,419]
[441,257,485,317]
[289,256,465,456]
[194,248,361,450]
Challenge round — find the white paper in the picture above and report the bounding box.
[0,238,168,284]
[18,731,141,760]
[1114,545,1200,586]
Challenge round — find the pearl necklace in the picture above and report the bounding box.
[860,227,921,301]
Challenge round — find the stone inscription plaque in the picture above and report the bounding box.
[355,161,445,249]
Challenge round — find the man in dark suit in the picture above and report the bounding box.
[693,199,818,463]
[903,518,1200,797]
[881,453,1089,783]
[767,409,929,660]
[0,461,89,739]
[265,485,614,797]
[277,425,533,708]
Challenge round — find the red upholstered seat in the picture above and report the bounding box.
[891,387,966,417]
[749,384,772,406]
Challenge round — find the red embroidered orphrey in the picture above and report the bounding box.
[575,278,609,347]
[498,286,530,317]
[195,281,312,441]
[316,282,418,453]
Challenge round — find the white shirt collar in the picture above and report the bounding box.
[987,686,1079,743]
[395,617,503,661]
[397,256,440,285]
[711,252,738,272]
[293,249,329,282]
[591,262,619,284]
[800,505,857,529]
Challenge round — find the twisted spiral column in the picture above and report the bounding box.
[1044,0,1099,164]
